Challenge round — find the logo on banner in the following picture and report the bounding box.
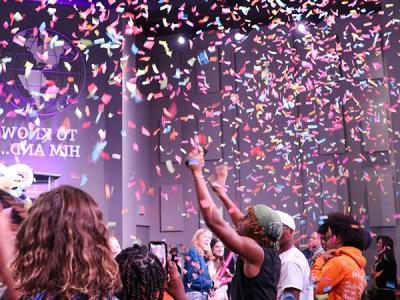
[0,28,86,116]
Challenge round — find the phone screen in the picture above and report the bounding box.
[149,241,168,272]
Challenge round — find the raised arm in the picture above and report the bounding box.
[208,165,244,228]
[186,149,263,267]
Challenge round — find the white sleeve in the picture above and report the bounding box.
[280,261,305,292]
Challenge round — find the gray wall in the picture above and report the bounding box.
[2,0,400,278]
[132,0,400,275]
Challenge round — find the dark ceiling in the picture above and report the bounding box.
[129,0,382,37]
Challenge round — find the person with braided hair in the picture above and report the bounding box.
[186,148,283,300]
[115,244,186,300]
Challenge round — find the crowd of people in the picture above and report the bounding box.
[0,147,398,299]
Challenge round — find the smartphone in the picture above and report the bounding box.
[149,241,168,272]
[185,146,208,167]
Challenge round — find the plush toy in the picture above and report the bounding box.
[0,163,34,207]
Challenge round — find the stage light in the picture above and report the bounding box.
[178,36,186,45]
[297,23,307,34]
[234,32,245,41]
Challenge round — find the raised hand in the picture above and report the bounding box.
[321,249,336,261]
[185,147,206,175]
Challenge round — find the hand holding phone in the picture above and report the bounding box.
[185,146,208,167]
[149,241,168,272]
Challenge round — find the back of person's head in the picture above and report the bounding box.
[377,235,395,257]
[12,185,120,299]
[317,213,366,251]
[169,246,179,256]
[116,244,167,300]
[244,204,282,248]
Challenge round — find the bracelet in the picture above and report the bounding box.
[193,176,206,182]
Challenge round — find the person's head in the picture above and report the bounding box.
[169,246,179,257]
[109,236,122,258]
[192,228,213,258]
[237,204,283,248]
[116,244,167,300]
[376,235,394,258]
[276,211,296,248]
[210,238,225,259]
[317,213,366,251]
[307,232,321,250]
[12,185,120,299]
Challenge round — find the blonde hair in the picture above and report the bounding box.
[192,228,214,261]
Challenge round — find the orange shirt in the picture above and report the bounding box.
[312,246,367,300]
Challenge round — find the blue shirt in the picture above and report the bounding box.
[183,247,213,293]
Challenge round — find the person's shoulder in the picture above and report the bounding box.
[262,247,280,265]
[187,247,199,256]
[282,248,309,267]
[292,247,309,261]
[280,246,299,259]
[263,246,279,256]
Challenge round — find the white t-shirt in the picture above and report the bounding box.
[277,247,314,300]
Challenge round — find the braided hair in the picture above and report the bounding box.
[246,207,274,248]
[115,245,167,300]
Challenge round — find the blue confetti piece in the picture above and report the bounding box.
[95,111,102,124]
[173,68,181,79]
[91,141,107,163]
[131,43,139,55]
[49,34,58,49]
[39,22,46,34]
[198,50,209,66]
[162,125,171,134]
[322,286,332,293]
[215,16,222,27]
[80,174,88,186]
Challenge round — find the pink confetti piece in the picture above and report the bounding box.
[141,126,150,136]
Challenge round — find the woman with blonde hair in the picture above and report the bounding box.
[12,185,120,299]
[184,228,216,300]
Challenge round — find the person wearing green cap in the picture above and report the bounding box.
[186,147,283,300]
